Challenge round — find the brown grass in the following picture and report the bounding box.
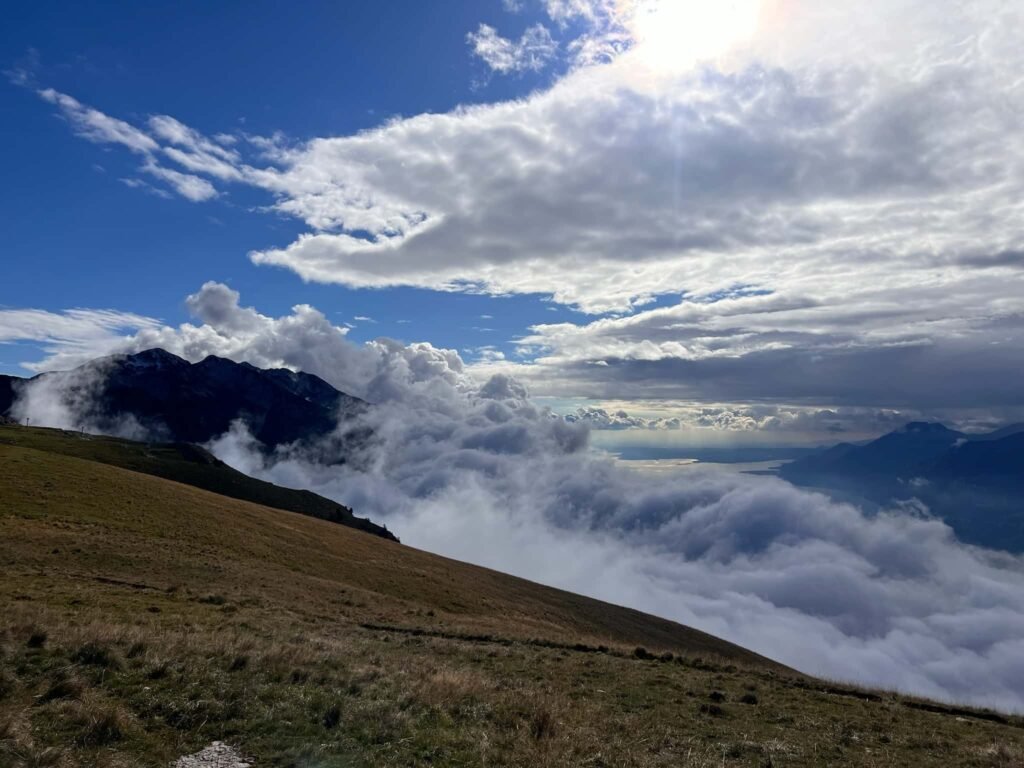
[1,426,1023,766]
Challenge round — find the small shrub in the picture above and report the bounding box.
[289,669,309,684]
[26,630,47,649]
[198,594,226,606]
[70,643,122,670]
[633,647,653,660]
[75,705,129,747]
[709,691,727,703]
[740,693,759,705]
[659,652,674,663]
[530,707,557,740]
[700,703,726,717]
[228,655,249,672]
[146,662,170,680]
[0,670,16,701]
[126,642,147,659]
[40,676,85,703]
[323,704,342,729]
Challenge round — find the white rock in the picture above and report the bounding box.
[173,741,251,768]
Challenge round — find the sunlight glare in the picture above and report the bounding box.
[626,0,764,73]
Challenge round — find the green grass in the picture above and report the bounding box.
[1,424,1023,767]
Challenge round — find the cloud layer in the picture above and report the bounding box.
[11,284,1024,712]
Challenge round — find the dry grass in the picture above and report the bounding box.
[2,427,1024,766]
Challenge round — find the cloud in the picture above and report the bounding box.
[38,88,158,154]
[0,307,164,372]
[565,403,921,438]
[467,23,558,74]
[35,89,223,201]
[141,159,219,202]
[11,284,1024,712]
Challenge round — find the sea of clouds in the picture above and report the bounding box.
[12,282,1024,713]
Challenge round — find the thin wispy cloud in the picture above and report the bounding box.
[467,23,559,74]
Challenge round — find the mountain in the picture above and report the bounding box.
[3,432,1019,766]
[781,421,967,480]
[926,432,1024,480]
[971,422,1024,441]
[0,374,16,415]
[0,348,363,450]
[780,422,1024,551]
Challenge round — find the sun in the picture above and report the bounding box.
[624,0,764,73]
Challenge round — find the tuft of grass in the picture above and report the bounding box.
[70,642,122,670]
[25,630,47,649]
[71,702,132,747]
[322,704,342,729]
[39,675,85,704]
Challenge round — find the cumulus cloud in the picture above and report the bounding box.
[10,284,1024,712]
[467,23,558,74]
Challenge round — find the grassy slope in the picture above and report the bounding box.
[0,425,395,541]
[1,429,1022,767]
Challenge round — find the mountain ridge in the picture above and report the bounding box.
[0,348,362,451]
[780,420,1024,551]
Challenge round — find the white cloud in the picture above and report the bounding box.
[38,88,158,154]
[467,23,558,74]
[141,159,219,202]
[0,308,164,372]
[565,403,913,436]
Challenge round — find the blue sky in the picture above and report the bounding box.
[0,0,582,373]
[2,0,1022,442]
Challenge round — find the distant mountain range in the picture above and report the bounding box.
[780,421,1024,552]
[0,348,363,450]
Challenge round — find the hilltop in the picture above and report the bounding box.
[1,424,1021,766]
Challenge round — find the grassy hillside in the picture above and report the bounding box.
[1,429,1022,766]
[0,425,395,541]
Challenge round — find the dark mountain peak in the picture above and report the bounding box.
[9,348,363,452]
[118,347,190,369]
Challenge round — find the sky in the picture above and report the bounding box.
[2,0,1024,452]
[5,0,1024,710]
